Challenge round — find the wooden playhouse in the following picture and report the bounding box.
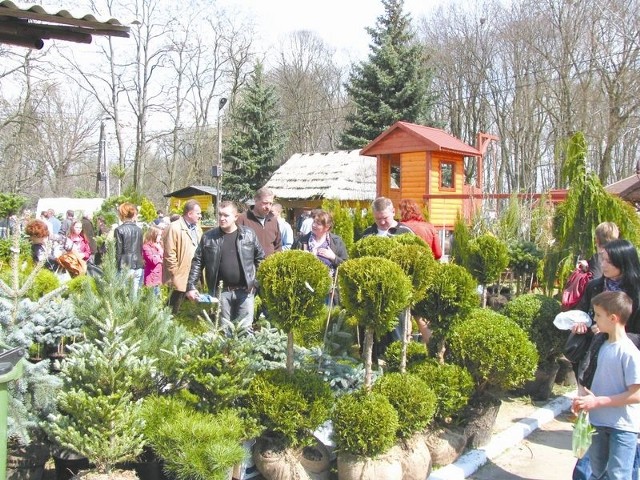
[361,121,494,231]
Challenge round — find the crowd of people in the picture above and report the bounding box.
[19,191,445,338]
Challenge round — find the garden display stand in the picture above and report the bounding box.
[0,348,25,480]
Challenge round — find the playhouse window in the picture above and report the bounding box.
[390,165,401,189]
[440,162,454,189]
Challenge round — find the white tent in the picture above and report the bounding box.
[35,198,105,217]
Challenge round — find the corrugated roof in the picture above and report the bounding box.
[265,150,377,201]
[361,121,481,157]
[0,0,131,49]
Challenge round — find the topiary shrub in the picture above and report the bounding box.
[410,360,474,422]
[257,250,331,373]
[503,293,566,364]
[331,390,399,457]
[449,309,538,396]
[246,368,333,448]
[142,396,246,480]
[339,257,412,389]
[413,262,478,361]
[467,234,510,307]
[350,235,396,258]
[383,340,428,373]
[372,372,436,439]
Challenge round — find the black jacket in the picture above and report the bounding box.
[577,276,640,334]
[292,232,348,268]
[114,221,144,270]
[186,225,265,295]
[360,222,413,238]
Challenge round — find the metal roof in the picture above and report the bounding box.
[0,0,131,49]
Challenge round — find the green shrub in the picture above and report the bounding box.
[142,396,245,480]
[372,372,436,438]
[449,309,538,395]
[179,333,258,413]
[139,197,157,223]
[338,257,412,338]
[64,274,96,298]
[410,360,474,421]
[0,237,31,266]
[352,205,374,241]
[392,233,429,249]
[350,235,396,259]
[450,212,471,266]
[508,241,543,280]
[413,263,478,333]
[332,391,398,457]
[246,369,333,448]
[257,251,331,332]
[257,250,332,372]
[503,293,566,363]
[467,234,510,286]
[322,198,355,252]
[26,268,60,300]
[383,341,428,372]
[387,242,436,304]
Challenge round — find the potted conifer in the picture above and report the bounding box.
[448,308,538,448]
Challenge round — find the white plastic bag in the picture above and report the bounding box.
[554,310,592,330]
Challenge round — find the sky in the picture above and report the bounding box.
[217,0,442,65]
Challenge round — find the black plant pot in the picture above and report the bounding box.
[117,447,170,480]
[52,451,91,480]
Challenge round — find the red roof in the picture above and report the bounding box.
[360,121,481,157]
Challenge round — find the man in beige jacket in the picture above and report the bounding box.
[163,199,202,314]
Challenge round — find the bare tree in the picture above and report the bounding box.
[271,30,348,159]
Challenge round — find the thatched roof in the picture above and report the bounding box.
[265,150,376,201]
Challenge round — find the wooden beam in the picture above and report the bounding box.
[0,22,92,43]
[0,31,42,48]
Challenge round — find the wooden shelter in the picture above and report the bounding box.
[605,174,640,207]
[361,121,488,230]
[164,185,218,214]
[0,0,131,49]
[265,149,377,210]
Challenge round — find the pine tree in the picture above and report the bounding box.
[222,62,284,202]
[340,0,434,149]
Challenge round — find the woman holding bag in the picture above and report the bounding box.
[571,239,640,480]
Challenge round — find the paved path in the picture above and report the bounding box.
[469,412,575,479]
[429,393,577,480]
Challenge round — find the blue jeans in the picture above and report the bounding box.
[219,289,254,335]
[588,427,638,480]
[575,444,640,480]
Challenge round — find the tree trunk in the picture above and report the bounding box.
[400,308,410,373]
[363,328,374,391]
[287,331,294,374]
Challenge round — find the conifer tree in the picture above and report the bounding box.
[543,132,640,291]
[340,0,434,149]
[222,62,284,202]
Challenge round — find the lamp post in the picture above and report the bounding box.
[215,97,227,224]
